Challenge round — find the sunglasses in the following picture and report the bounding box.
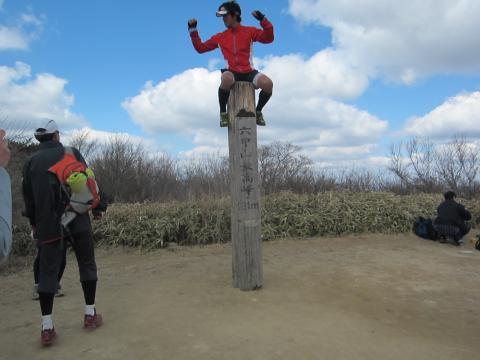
[216,10,229,17]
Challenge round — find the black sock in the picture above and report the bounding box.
[256,91,272,112]
[39,292,55,316]
[81,280,97,305]
[218,88,230,113]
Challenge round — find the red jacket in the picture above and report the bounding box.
[190,19,274,73]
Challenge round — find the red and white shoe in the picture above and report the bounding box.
[41,328,57,346]
[84,312,103,330]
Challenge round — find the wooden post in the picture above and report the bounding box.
[228,82,263,291]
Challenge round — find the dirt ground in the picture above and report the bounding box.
[1,233,480,360]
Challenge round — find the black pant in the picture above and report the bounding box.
[34,245,67,285]
[458,223,471,238]
[38,230,97,293]
[435,222,471,242]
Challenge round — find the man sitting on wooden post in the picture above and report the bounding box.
[188,1,274,127]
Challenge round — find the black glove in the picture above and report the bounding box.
[95,189,109,213]
[252,10,265,21]
[188,19,197,30]
[92,210,103,220]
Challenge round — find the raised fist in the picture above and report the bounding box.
[252,10,265,21]
[188,19,197,29]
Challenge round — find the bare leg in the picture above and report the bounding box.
[220,71,235,91]
[255,74,273,93]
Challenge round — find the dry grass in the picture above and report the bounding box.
[93,192,479,249]
[10,192,480,257]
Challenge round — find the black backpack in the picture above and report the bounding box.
[413,217,438,240]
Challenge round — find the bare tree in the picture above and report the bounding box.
[388,142,412,188]
[406,137,439,191]
[434,135,480,198]
[311,169,338,192]
[67,129,99,160]
[89,136,146,202]
[89,135,182,202]
[388,137,440,193]
[389,135,480,198]
[258,141,313,194]
[180,154,229,199]
[0,114,34,145]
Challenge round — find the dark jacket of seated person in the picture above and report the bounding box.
[434,191,471,236]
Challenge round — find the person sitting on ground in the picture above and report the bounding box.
[22,120,106,346]
[0,129,12,263]
[188,1,274,127]
[434,190,472,244]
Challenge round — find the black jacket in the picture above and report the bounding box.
[434,199,471,228]
[22,141,99,242]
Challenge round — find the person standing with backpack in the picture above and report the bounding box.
[22,120,106,346]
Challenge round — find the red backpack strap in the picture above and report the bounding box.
[86,178,101,209]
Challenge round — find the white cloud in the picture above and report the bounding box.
[0,62,86,130]
[123,9,393,166]
[207,58,223,72]
[20,13,44,27]
[314,155,391,169]
[255,49,368,100]
[0,10,44,51]
[304,144,377,160]
[405,91,480,138]
[0,26,28,50]
[63,127,151,147]
[288,0,480,83]
[123,68,219,134]
[260,96,387,147]
[50,126,160,163]
[177,144,391,170]
[179,146,228,160]
[364,156,391,168]
[122,56,387,165]
[303,144,381,168]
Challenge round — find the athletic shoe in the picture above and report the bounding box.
[41,328,57,346]
[256,111,266,126]
[220,112,229,127]
[84,312,103,330]
[55,284,64,298]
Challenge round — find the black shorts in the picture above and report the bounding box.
[221,69,259,83]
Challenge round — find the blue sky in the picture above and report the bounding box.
[1,0,479,167]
